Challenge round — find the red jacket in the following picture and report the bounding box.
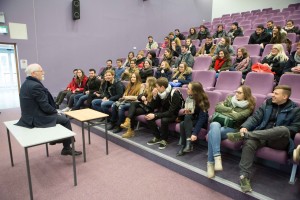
[70,76,88,93]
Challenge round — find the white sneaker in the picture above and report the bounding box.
[62,107,71,112]
[214,156,223,171]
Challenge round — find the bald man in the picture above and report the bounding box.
[16,63,82,156]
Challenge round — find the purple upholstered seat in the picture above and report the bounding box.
[255,147,288,164]
[272,16,285,21]
[243,44,261,56]
[193,56,212,71]
[273,20,285,27]
[287,33,297,43]
[277,74,300,104]
[243,29,255,37]
[189,70,216,90]
[291,43,298,52]
[211,71,242,100]
[262,44,287,58]
[233,36,250,46]
[250,56,261,64]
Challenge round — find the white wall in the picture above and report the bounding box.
[212,0,299,19]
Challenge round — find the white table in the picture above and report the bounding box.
[4,120,78,200]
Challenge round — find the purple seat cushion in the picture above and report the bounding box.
[255,147,288,164]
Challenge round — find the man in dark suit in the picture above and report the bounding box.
[16,63,82,156]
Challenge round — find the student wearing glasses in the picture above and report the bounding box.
[206,86,255,179]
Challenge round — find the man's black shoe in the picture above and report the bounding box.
[113,127,122,133]
[61,148,82,156]
[107,123,116,130]
[49,142,57,145]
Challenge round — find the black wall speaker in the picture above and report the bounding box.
[72,0,80,20]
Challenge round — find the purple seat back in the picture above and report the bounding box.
[177,87,188,99]
[250,56,261,64]
[243,29,255,36]
[287,33,297,43]
[240,24,251,31]
[244,72,274,95]
[239,20,251,25]
[192,70,216,90]
[215,71,242,91]
[272,16,284,21]
[256,147,288,164]
[273,20,285,27]
[233,36,250,46]
[289,14,300,19]
[193,56,212,71]
[158,48,166,58]
[291,43,298,52]
[260,13,274,19]
[192,40,200,47]
[243,44,261,56]
[206,91,222,117]
[278,74,300,100]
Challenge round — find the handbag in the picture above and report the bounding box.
[138,102,152,113]
[169,82,182,87]
[211,112,236,128]
[251,63,275,74]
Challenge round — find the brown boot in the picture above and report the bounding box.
[120,118,131,129]
[122,128,135,138]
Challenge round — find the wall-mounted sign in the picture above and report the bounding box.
[0,12,5,23]
[0,25,8,34]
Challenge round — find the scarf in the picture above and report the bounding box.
[231,95,249,108]
[294,52,300,63]
[158,84,172,99]
[235,56,250,71]
[214,58,226,71]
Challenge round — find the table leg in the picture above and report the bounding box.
[71,137,77,186]
[25,147,33,200]
[82,122,86,162]
[45,143,49,157]
[105,117,108,155]
[88,122,91,145]
[7,128,14,167]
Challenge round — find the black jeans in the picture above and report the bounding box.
[56,90,72,105]
[147,116,177,141]
[179,114,197,145]
[56,114,73,149]
[239,126,290,178]
[127,102,148,129]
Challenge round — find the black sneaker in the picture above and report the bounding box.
[147,137,161,145]
[107,123,116,130]
[158,140,167,150]
[61,148,82,156]
[113,126,122,133]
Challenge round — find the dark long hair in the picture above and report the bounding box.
[190,82,210,112]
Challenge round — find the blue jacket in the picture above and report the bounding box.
[242,98,300,139]
[16,76,57,128]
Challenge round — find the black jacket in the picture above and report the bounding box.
[283,51,300,73]
[261,56,287,81]
[139,68,154,83]
[102,79,125,101]
[84,77,101,94]
[16,76,57,128]
[248,31,271,46]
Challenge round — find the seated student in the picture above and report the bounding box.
[145,77,184,149]
[61,69,88,112]
[145,35,158,50]
[174,45,195,68]
[168,32,182,48]
[155,61,173,81]
[147,50,159,67]
[230,47,252,79]
[198,25,211,42]
[185,38,196,56]
[171,62,192,87]
[99,59,115,80]
[259,44,289,82]
[115,58,125,81]
[196,36,216,57]
[227,22,244,43]
[72,69,101,110]
[122,51,135,68]
[248,24,271,50]
[136,50,145,69]
[227,85,300,193]
[139,59,154,83]
[283,20,300,34]
[265,20,274,35]
[108,72,144,133]
[269,25,287,44]
[120,77,159,138]
[213,24,227,39]
[177,82,209,156]
[55,69,77,108]
[214,37,235,56]
[283,42,300,73]
[175,29,186,40]
[170,40,181,57]
[121,59,140,81]
[161,37,170,49]
[187,27,198,40]
[210,50,232,74]
[161,48,175,67]
[91,70,125,114]
[206,86,255,179]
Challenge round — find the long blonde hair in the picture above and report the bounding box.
[266,44,289,62]
[124,72,142,96]
[145,77,157,102]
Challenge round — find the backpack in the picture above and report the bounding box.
[170,88,185,109]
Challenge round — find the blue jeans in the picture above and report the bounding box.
[73,94,88,109]
[207,122,236,163]
[101,100,114,114]
[111,102,131,125]
[91,99,103,111]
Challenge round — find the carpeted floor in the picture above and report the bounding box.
[0,107,232,200]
